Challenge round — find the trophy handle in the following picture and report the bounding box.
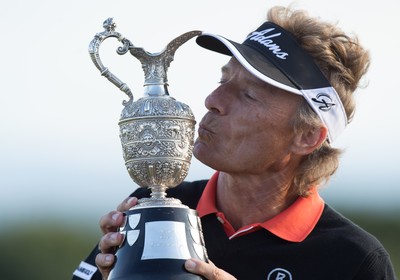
[88,18,134,105]
[89,18,202,102]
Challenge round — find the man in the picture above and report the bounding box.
[73,6,396,280]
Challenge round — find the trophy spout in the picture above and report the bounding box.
[128,30,202,97]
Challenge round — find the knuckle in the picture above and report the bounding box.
[98,214,108,228]
[95,253,108,268]
[99,232,119,253]
[116,203,125,212]
[98,237,107,253]
[213,268,221,279]
[95,254,113,280]
[117,197,130,212]
[95,253,103,266]
[99,211,121,233]
[117,196,137,212]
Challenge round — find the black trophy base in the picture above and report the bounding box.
[108,204,207,280]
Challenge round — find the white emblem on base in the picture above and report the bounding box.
[142,221,191,260]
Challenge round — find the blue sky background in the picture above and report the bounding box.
[1,0,399,229]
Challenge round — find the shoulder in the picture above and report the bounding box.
[316,205,384,250]
[315,205,396,278]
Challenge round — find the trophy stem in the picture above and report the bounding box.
[137,185,184,208]
[149,185,168,199]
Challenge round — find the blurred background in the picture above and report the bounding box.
[0,0,399,278]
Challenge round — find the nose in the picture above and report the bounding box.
[204,84,228,114]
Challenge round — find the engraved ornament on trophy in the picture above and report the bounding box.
[89,18,207,279]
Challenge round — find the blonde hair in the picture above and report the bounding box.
[267,6,370,196]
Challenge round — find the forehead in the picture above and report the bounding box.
[222,58,288,93]
[222,58,262,84]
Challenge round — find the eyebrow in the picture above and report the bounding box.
[220,61,275,92]
[221,64,230,74]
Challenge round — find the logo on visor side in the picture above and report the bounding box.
[312,93,336,112]
[246,28,288,59]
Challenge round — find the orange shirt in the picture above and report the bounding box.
[196,171,324,242]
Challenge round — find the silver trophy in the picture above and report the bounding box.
[89,18,207,279]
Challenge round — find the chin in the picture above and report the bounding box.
[192,145,205,163]
[195,154,222,172]
[193,140,222,169]
[193,148,212,168]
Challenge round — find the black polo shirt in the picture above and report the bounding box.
[72,177,396,279]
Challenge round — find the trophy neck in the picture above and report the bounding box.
[143,83,169,97]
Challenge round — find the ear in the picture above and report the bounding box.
[291,125,328,155]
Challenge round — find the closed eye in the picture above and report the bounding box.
[243,91,257,101]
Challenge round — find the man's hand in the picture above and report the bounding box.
[185,259,237,280]
[95,197,138,279]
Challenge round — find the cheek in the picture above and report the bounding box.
[245,114,294,152]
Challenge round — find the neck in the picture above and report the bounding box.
[216,170,299,230]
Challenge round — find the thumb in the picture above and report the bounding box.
[185,258,236,280]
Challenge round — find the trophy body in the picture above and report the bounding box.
[89,19,207,279]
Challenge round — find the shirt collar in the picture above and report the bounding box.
[196,171,324,242]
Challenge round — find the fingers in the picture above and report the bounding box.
[96,196,138,279]
[117,196,138,212]
[185,259,237,280]
[99,197,138,234]
[96,232,124,280]
[99,232,125,254]
[95,253,114,280]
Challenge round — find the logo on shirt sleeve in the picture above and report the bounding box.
[73,261,97,280]
[267,268,292,280]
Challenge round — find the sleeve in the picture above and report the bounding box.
[353,247,397,280]
[72,244,102,280]
[71,188,150,280]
